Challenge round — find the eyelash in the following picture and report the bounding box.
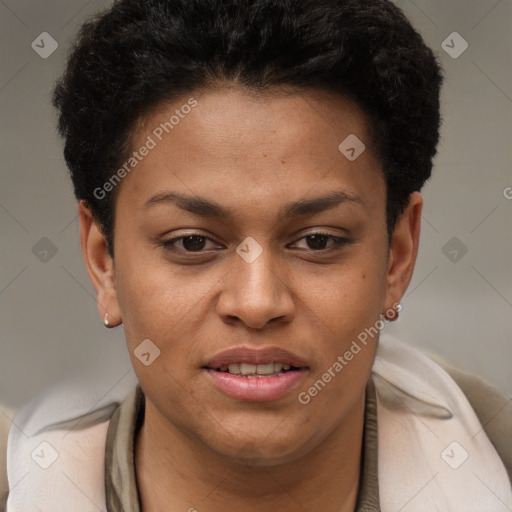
[159,232,350,255]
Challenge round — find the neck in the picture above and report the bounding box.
[135,393,366,512]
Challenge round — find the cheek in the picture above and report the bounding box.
[299,245,387,400]
[113,252,230,406]
[306,249,388,340]
[296,263,385,424]
[114,243,204,327]
[113,257,206,410]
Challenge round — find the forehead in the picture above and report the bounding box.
[116,86,385,218]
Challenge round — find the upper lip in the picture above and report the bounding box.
[204,346,309,369]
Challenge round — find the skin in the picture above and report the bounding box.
[78,85,422,511]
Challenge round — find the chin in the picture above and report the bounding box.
[200,422,317,467]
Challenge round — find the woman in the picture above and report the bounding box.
[4,0,511,510]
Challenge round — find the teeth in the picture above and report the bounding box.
[256,363,276,375]
[223,362,293,376]
[240,363,257,375]
[228,363,240,374]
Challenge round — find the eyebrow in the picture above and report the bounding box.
[143,189,364,219]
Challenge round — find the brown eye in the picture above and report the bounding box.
[293,233,349,251]
[160,234,220,253]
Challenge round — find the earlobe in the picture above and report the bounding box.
[383,192,423,313]
[77,200,122,328]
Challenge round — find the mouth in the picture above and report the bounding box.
[203,347,310,402]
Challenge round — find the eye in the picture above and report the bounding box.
[160,234,221,253]
[292,232,349,251]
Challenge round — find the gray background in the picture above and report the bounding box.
[0,0,511,410]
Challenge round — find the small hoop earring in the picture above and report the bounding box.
[104,313,110,328]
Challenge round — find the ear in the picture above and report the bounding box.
[383,191,423,314]
[78,200,122,327]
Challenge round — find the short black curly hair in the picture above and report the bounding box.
[53,0,443,258]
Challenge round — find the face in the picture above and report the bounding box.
[80,86,420,465]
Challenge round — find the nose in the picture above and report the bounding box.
[216,244,296,330]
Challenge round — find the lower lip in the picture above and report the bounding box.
[204,369,307,402]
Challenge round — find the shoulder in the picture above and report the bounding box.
[439,361,512,483]
[2,373,138,510]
